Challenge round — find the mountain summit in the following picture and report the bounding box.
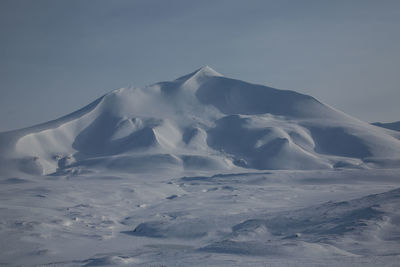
[176,65,223,80]
[1,67,400,176]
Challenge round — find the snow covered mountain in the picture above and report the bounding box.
[2,67,400,266]
[1,66,400,176]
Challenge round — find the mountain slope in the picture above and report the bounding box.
[1,66,400,176]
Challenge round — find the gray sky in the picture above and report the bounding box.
[1,0,399,131]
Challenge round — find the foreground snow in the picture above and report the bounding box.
[1,169,400,266]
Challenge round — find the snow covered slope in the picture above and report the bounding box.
[1,66,400,176]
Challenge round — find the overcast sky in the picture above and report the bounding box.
[1,0,399,131]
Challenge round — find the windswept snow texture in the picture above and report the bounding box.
[1,67,400,266]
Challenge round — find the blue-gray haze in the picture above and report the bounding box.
[1,0,399,131]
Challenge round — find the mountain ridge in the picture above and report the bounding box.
[372,121,400,132]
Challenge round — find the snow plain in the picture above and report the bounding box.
[1,66,400,266]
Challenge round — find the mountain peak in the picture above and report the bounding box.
[195,65,222,77]
[175,66,222,82]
